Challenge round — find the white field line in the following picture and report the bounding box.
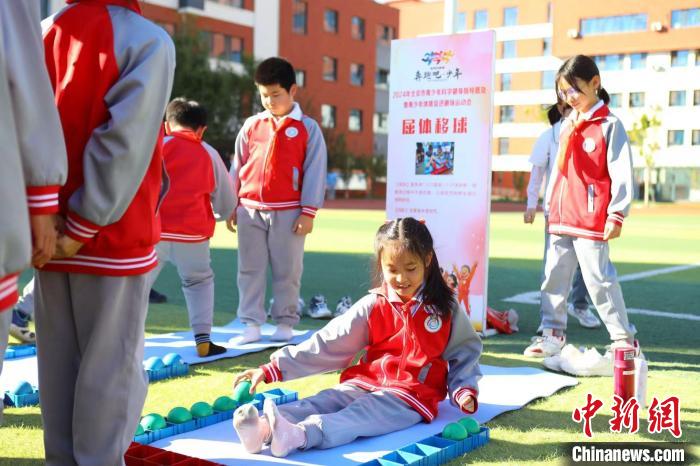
[502,262,700,321]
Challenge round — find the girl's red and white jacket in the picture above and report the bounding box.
[0,1,67,310]
[40,0,175,276]
[548,101,634,241]
[259,283,482,422]
[230,103,327,218]
[159,131,236,243]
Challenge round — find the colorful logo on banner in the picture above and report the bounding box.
[421,50,455,66]
[417,50,462,82]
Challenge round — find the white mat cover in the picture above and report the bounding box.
[152,365,578,465]
[1,320,310,392]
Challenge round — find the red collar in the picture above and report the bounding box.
[168,130,202,143]
[67,0,142,14]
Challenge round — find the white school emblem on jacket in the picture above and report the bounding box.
[582,137,596,153]
[285,127,299,138]
[424,314,442,333]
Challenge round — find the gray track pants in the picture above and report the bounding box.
[147,240,214,335]
[35,270,149,466]
[540,234,635,342]
[236,206,304,327]
[278,383,423,450]
[0,308,10,425]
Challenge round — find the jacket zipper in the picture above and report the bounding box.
[398,302,420,377]
[259,125,279,203]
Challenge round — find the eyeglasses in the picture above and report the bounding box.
[557,87,580,101]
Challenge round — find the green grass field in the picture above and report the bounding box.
[2,205,699,465]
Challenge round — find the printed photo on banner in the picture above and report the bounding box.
[415,141,455,175]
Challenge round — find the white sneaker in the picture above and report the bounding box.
[567,304,602,329]
[307,295,332,319]
[524,331,565,358]
[334,296,353,316]
[543,344,582,372]
[560,347,612,377]
[605,339,644,360]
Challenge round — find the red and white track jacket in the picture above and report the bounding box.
[260,284,482,422]
[230,103,327,218]
[41,0,175,276]
[0,1,67,310]
[159,131,236,243]
[548,101,634,241]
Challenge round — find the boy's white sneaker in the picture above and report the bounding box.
[560,347,613,377]
[567,303,602,328]
[270,324,294,342]
[543,344,583,372]
[234,324,261,345]
[524,331,565,358]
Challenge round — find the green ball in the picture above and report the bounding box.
[213,395,237,412]
[458,417,480,434]
[140,413,166,431]
[442,422,468,440]
[167,406,193,424]
[135,424,145,436]
[190,401,213,419]
[232,380,255,404]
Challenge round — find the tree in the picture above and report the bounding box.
[323,129,355,198]
[628,108,661,207]
[356,154,387,198]
[170,17,256,161]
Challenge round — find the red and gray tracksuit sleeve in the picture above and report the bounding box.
[299,116,328,218]
[605,118,634,227]
[203,141,236,221]
[229,117,252,209]
[442,303,483,414]
[260,294,376,383]
[0,0,67,296]
[57,13,175,243]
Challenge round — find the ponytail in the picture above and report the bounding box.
[598,87,610,105]
[546,104,561,126]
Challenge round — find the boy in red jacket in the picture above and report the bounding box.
[228,57,327,343]
[147,98,236,357]
[38,1,175,463]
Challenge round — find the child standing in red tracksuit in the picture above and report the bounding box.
[524,55,639,360]
[146,98,236,357]
[228,57,327,344]
[231,218,482,457]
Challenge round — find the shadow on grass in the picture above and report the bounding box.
[2,410,43,428]
[0,459,42,466]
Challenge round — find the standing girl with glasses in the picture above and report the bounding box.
[524,54,641,362]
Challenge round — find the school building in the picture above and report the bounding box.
[386,0,700,202]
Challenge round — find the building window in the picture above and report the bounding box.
[609,93,622,108]
[594,54,623,71]
[580,14,647,36]
[352,17,365,40]
[692,130,700,145]
[694,90,700,105]
[541,70,555,89]
[456,12,466,32]
[292,0,307,35]
[474,10,488,29]
[669,90,687,106]
[667,130,684,146]
[219,0,244,7]
[377,25,395,44]
[671,8,700,28]
[629,92,645,107]
[323,57,337,81]
[324,9,338,33]
[671,50,689,67]
[295,70,305,87]
[501,73,511,91]
[502,41,516,59]
[542,37,552,55]
[321,104,336,129]
[376,68,389,88]
[503,7,518,26]
[350,63,364,86]
[630,53,647,69]
[349,109,363,132]
[499,105,514,123]
[221,36,243,63]
[374,112,388,134]
[498,138,509,155]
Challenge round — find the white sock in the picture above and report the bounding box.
[264,399,306,457]
[235,325,261,345]
[270,324,294,342]
[233,404,270,453]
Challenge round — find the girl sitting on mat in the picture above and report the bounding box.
[232,217,482,457]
